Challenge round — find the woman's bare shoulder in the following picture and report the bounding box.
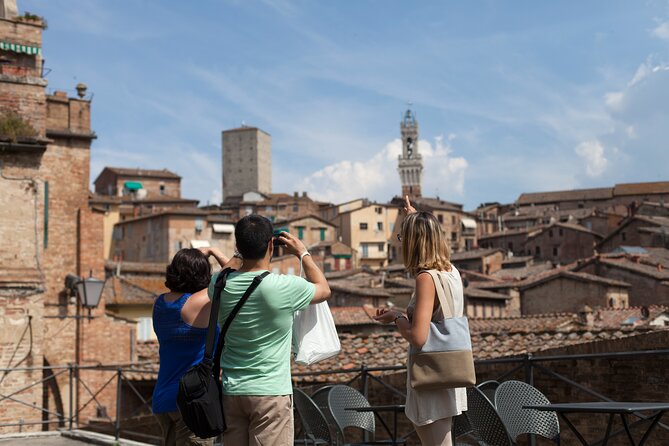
[183,289,211,310]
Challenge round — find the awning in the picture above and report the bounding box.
[124,181,143,191]
[461,217,477,230]
[0,41,41,55]
[190,240,210,249]
[212,223,234,234]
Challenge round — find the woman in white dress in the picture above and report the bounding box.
[375,197,467,446]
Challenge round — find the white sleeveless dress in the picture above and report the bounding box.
[405,266,468,426]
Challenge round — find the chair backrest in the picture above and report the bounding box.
[495,380,560,443]
[293,388,333,445]
[466,386,515,446]
[327,384,375,440]
[477,380,501,405]
[452,412,474,439]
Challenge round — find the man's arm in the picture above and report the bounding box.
[277,232,331,304]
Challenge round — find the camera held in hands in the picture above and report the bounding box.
[273,229,287,248]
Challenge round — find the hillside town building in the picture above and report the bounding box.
[221,125,272,202]
[0,7,134,432]
[397,108,423,198]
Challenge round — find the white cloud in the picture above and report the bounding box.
[574,140,608,177]
[652,21,669,40]
[297,136,468,204]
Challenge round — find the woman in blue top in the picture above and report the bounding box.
[152,247,237,446]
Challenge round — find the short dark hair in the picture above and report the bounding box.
[165,249,211,293]
[235,214,273,260]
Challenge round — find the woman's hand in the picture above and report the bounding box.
[403,195,417,215]
[198,247,212,257]
[374,308,404,324]
[278,231,308,257]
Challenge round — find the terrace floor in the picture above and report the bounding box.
[0,431,152,446]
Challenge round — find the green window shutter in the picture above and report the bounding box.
[320,228,325,241]
[298,227,304,240]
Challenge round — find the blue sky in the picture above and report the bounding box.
[23,0,669,209]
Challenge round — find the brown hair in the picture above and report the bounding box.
[401,212,451,276]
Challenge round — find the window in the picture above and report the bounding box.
[535,246,541,256]
[559,228,564,236]
[377,222,383,231]
[320,228,326,241]
[297,226,304,240]
[360,223,368,230]
[451,216,456,225]
[451,232,457,241]
[622,232,626,241]
[293,204,299,212]
[159,183,165,195]
[362,244,369,257]
[265,205,273,212]
[137,317,153,341]
[508,242,513,250]
[375,207,382,214]
[549,230,553,238]
[245,206,253,215]
[438,214,443,223]
[175,241,182,252]
[195,219,203,233]
[378,243,385,252]
[553,246,559,256]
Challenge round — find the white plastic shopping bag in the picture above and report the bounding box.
[292,300,341,365]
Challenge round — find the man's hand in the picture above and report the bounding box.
[277,231,308,257]
[403,195,417,215]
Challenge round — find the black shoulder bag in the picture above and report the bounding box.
[176,269,270,438]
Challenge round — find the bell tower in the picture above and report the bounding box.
[397,107,423,198]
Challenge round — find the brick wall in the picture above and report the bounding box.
[579,262,669,307]
[524,227,598,264]
[522,278,629,314]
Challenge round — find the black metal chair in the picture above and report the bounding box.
[294,388,334,445]
[466,386,515,446]
[476,380,501,406]
[495,380,560,444]
[326,384,402,445]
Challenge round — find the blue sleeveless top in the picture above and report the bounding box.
[152,293,219,414]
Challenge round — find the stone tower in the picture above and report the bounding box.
[221,126,272,202]
[397,108,423,198]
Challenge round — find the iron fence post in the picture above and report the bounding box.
[115,368,122,441]
[361,364,369,399]
[524,353,534,386]
[68,365,74,431]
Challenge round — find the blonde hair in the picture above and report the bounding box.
[401,212,451,276]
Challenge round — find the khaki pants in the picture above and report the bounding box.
[223,394,293,446]
[155,411,213,446]
[414,417,452,446]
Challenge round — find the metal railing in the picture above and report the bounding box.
[1,348,668,444]
[0,362,160,443]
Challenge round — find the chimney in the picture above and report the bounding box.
[578,305,594,327]
[293,192,298,198]
[302,192,307,198]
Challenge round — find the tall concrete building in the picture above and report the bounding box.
[397,108,423,198]
[221,126,272,202]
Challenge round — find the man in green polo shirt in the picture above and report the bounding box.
[208,215,331,446]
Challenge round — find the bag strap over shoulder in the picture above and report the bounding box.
[212,270,270,378]
[204,268,235,360]
[423,269,455,319]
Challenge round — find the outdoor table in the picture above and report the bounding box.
[346,405,406,445]
[524,402,669,446]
